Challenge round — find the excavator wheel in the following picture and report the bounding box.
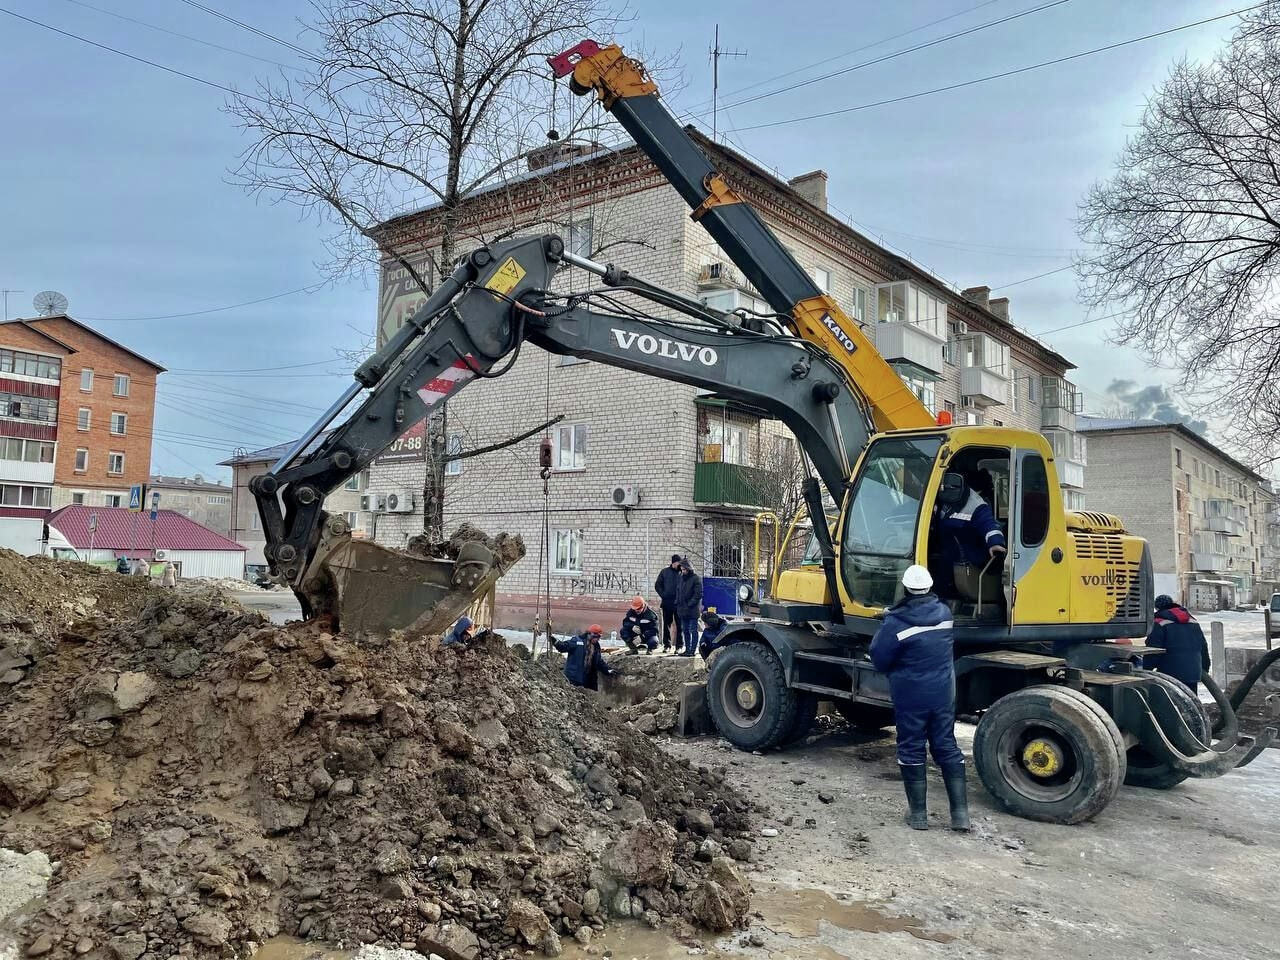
[705,641,801,752]
[974,685,1126,824]
[1123,671,1210,790]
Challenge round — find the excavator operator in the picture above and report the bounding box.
[932,471,1006,599]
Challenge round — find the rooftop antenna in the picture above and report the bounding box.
[709,24,746,142]
[32,290,69,317]
[1,289,23,321]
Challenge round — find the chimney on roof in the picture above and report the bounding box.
[527,140,602,172]
[788,170,828,212]
[989,297,1010,321]
[962,286,991,310]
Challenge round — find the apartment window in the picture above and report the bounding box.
[80,368,93,392]
[876,281,944,339]
[552,528,584,574]
[71,492,85,505]
[0,349,61,380]
[207,495,229,505]
[1,392,57,424]
[0,484,52,508]
[104,494,122,508]
[444,434,463,477]
[944,321,965,365]
[107,451,124,475]
[809,266,831,293]
[893,369,936,415]
[1176,489,1185,512]
[707,420,749,465]
[1027,375,1039,404]
[343,473,362,491]
[701,288,771,316]
[74,448,88,472]
[849,288,867,323]
[1175,448,1182,468]
[552,423,588,471]
[568,218,593,257]
[113,374,130,397]
[1215,469,1222,488]
[0,438,54,462]
[1009,365,1019,413]
[944,400,957,420]
[344,511,358,530]
[110,412,127,436]
[77,407,91,431]
[250,512,261,531]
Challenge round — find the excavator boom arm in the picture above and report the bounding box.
[550,40,934,434]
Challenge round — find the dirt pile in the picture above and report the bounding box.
[0,555,756,960]
[405,523,524,567]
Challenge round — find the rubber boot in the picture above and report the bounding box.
[940,762,971,832]
[900,763,928,830]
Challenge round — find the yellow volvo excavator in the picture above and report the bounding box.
[254,39,1273,823]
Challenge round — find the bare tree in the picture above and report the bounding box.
[1076,3,1280,466]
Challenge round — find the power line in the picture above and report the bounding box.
[1035,309,1128,336]
[678,0,1006,116]
[174,0,316,61]
[166,357,342,373]
[730,5,1263,132]
[990,264,1076,289]
[56,0,297,68]
[718,0,1070,114]
[0,5,268,104]
[80,283,323,322]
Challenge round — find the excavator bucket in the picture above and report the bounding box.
[295,518,525,635]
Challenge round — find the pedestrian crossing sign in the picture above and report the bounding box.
[129,484,144,511]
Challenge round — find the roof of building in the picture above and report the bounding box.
[218,430,333,467]
[0,319,79,355]
[3,315,166,372]
[376,132,1075,372]
[48,505,244,552]
[149,474,229,491]
[1078,415,1264,482]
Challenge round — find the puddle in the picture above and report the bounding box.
[254,937,353,960]
[753,886,952,944]
[559,925,729,959]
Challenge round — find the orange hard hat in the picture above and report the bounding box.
[630,596,645,610]
[587,623,604,635]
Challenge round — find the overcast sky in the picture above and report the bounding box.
[0,0,1244,480]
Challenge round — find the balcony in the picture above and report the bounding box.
[1193,552,1230,572]
[0,459,54,484]
[876,321,945,375]
[1206,515,1247,537]
[694,461,771,509]
[960,365,1008,406]
[1040,377,1083,431]
[1057,459,1085,490]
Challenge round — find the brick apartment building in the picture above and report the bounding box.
[1079,416,1274,609]
[0,315,162,554]
[363,133,1086,631]
[220,437,366,576]
[147,474,233,537]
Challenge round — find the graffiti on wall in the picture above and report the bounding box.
[565,568,643,597]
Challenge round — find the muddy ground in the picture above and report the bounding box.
[640,723,1280,960]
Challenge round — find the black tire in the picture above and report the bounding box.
[834,700,895,733]
[705,641,798,751]
[1124,671,1210,790]
[974,685,1126,824]
[781,692,819,744]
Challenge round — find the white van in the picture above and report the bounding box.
[40,526,82,562]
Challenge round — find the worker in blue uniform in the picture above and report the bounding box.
[870,564,970,832]
[934,471,1006,597]
[697,611,731,660]
[554,625,617,690]
[1146,595,1211,691]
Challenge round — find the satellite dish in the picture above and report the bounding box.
[33,290,69,317]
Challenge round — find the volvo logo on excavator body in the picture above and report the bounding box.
[611,329,718,366]
[821,313,857,353]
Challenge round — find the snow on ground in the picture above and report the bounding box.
[1199,608,1274,649]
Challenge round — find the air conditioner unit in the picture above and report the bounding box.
[384,489,415,513]
[360,493,386,513]
[954,321,969,335]
[610,484,640,507]
[697,261,739,287]
[154,549,168,560]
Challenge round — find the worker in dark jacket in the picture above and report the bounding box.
[654,555,683,652]
[555,624,616,690]
[935,472,1005,596]
[620,597,660,654]
[115,556,130,575]
[1146,595,1211,691]
[870,564,969,832]
[675,559,703,657]
[443,615,473,647]
[698,611,731,660]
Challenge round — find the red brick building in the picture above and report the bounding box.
[0,315,163,554]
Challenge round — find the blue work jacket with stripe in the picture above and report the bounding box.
[939,491,1006,568]
[869,592,956,711]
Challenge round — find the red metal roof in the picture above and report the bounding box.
[48,505,244,554]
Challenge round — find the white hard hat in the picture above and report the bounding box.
[902,564,933,593]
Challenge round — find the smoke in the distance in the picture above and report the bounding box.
[1104,379,1208,434]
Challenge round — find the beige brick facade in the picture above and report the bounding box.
[366,136,1081,632]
